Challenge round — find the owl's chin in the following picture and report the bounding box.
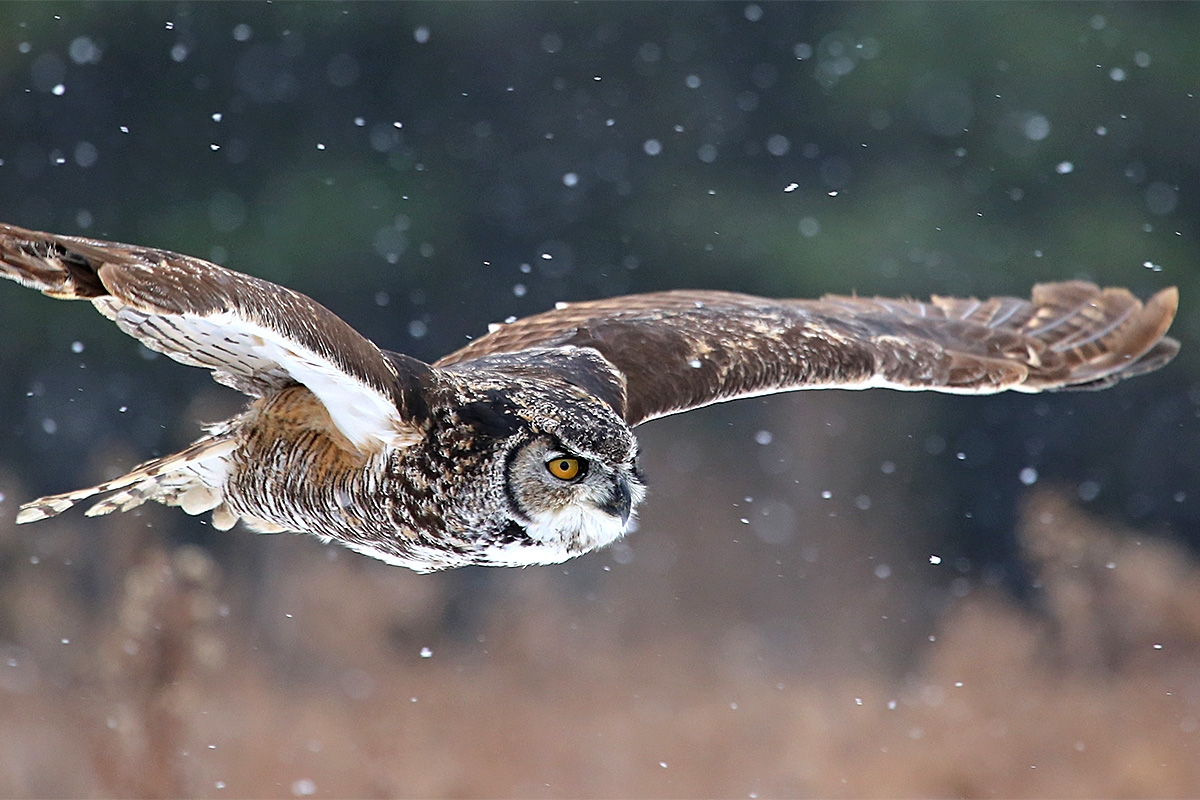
[484,504,629,567]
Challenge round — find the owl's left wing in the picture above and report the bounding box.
[0,223,428,452]
[436,283,1179,426]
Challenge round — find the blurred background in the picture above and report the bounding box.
[0,3,1198,796]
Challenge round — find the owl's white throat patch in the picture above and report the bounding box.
[532,503,627,550]
[489,504,628,567]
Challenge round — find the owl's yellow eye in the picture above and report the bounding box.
[546,456,584,481]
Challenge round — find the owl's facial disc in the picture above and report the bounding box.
[504,436,646,559]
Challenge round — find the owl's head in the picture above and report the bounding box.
[454,383,645,566]
[502,427,646,560]
[442,356,648,567]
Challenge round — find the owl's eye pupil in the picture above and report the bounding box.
[546,457,584,481]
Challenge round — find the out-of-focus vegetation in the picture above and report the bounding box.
[0,3,1197,795]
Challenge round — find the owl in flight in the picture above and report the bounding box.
[0,222,1179,571]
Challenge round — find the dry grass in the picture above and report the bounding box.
[1,479,1198,798]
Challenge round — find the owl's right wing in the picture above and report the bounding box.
[436,282,1179,426]
[0,223,428,452]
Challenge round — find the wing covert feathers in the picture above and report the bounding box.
[0,222,427,451]
[440,281,1178,425]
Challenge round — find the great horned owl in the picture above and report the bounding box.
[0,223,1180,571]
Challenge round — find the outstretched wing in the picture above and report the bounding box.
[437,282,1179,426]
[0,222,427,451]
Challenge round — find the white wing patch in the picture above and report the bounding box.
[253,332,407,451]
[93,297,408,452]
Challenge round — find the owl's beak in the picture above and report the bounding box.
[603,479,633,525]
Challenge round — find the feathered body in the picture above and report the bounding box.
[0,222,1180,571]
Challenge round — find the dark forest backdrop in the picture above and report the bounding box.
[0,4,1198,796]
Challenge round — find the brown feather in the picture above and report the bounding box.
[439,283,1179,425]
